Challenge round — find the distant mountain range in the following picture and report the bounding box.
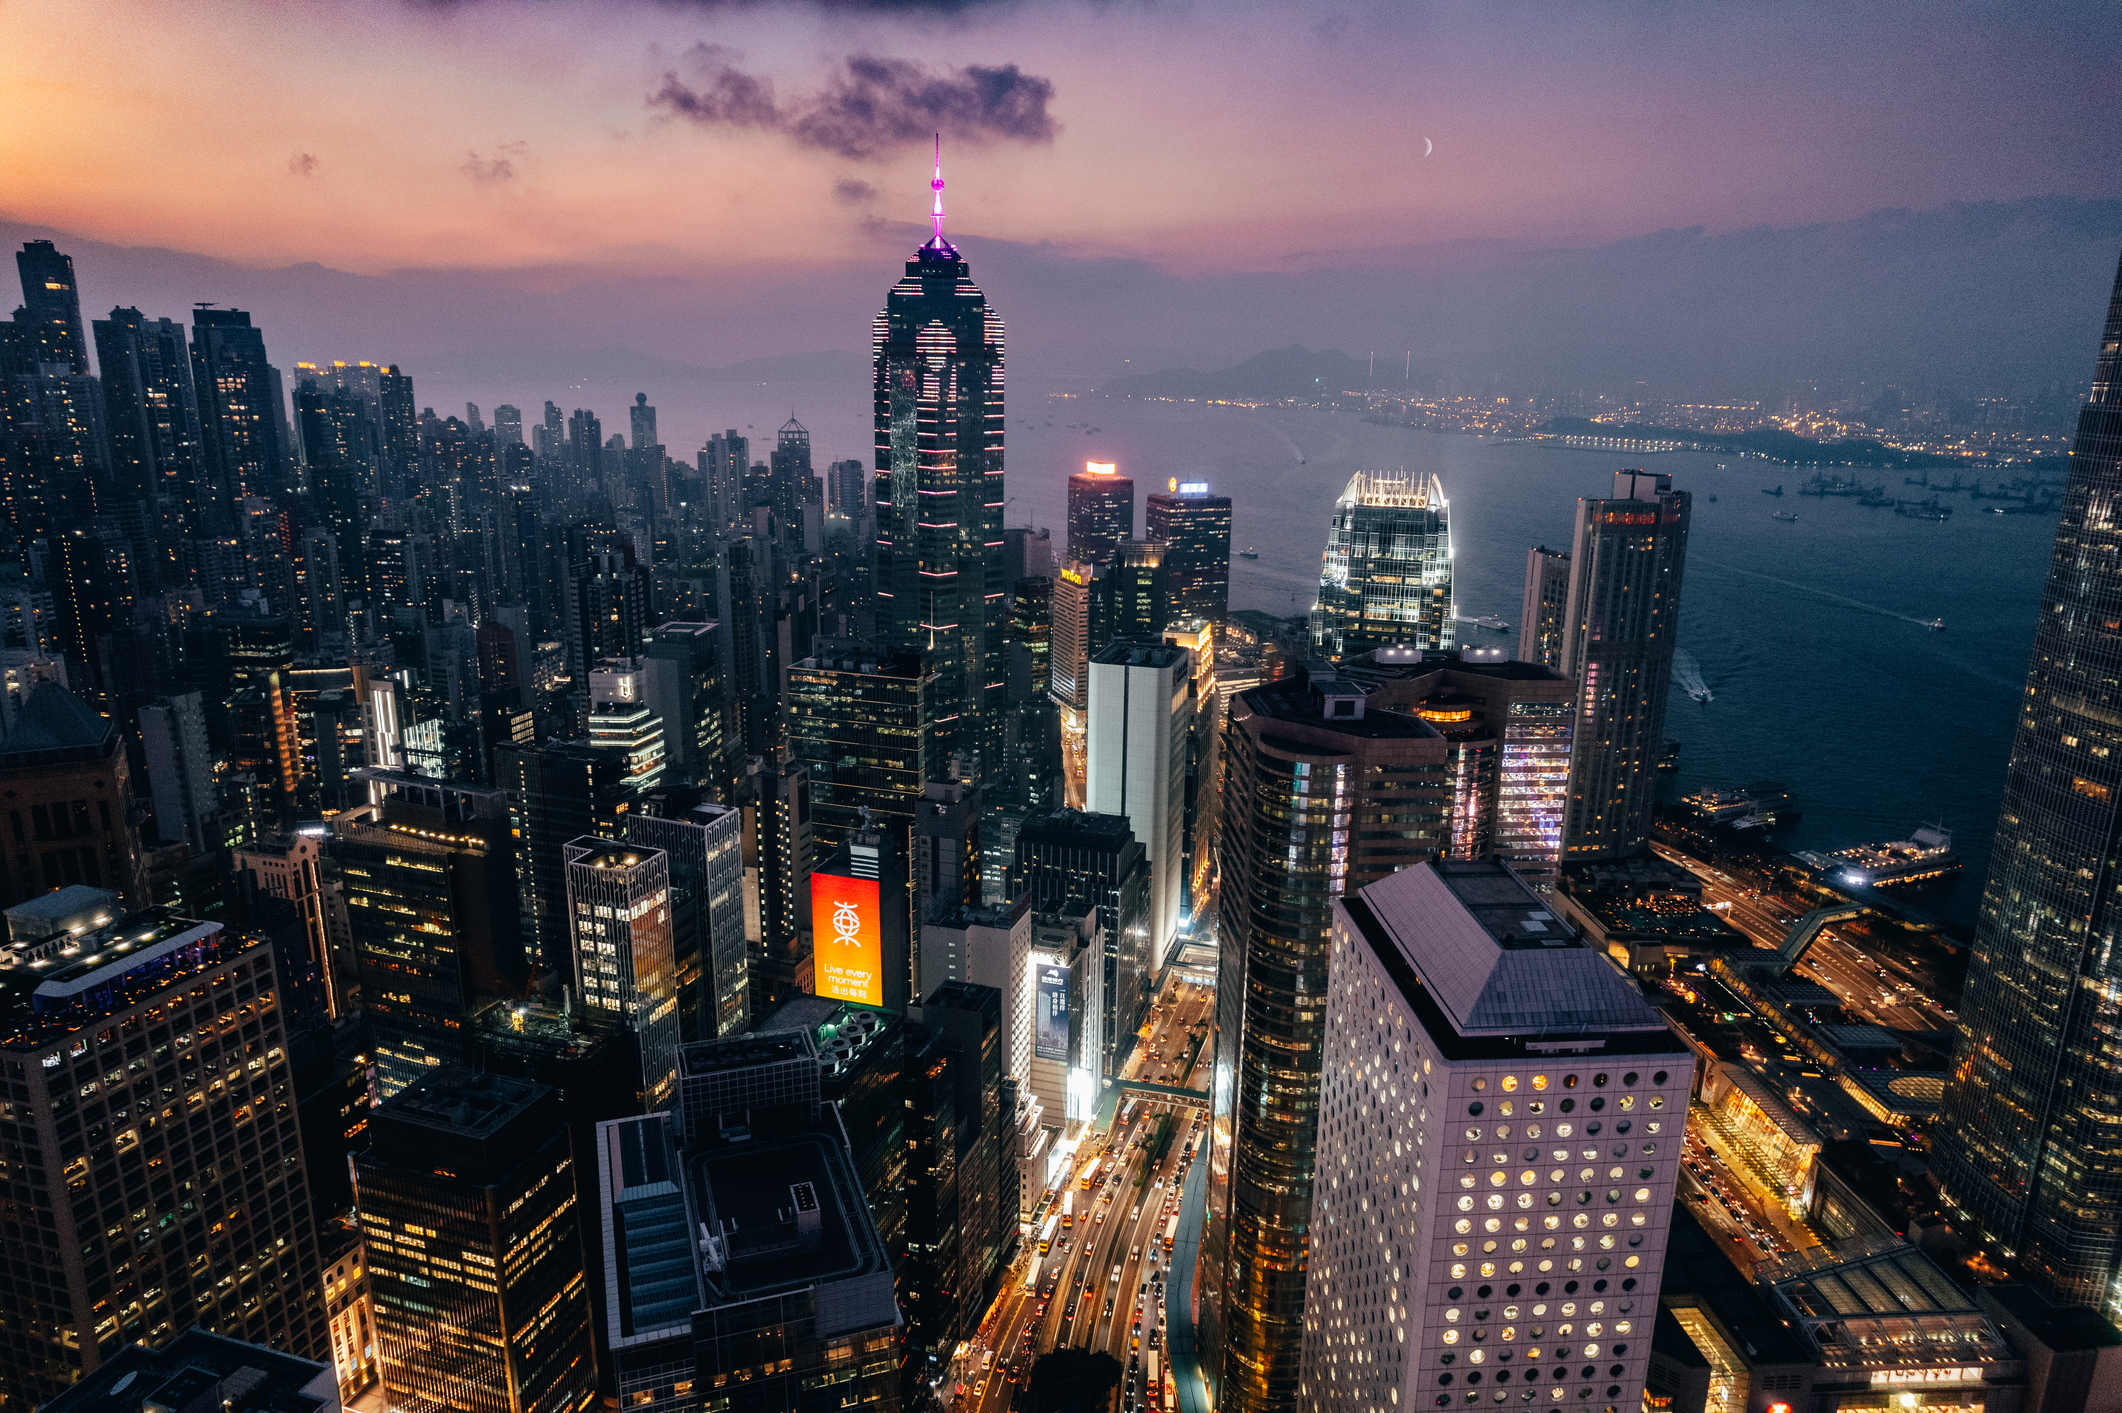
[1097,345,1446,400]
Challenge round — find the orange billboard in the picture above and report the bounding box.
[810,872,883,1007]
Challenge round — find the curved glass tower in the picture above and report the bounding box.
[1309,468,1454,661]
[872,142,1007,771]
[1935,249,2122,1312]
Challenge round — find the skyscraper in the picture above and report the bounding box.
[787,640,934,860]
[1309,468,1455,660]
[1557,470,1691,861]
[93,306,203,522]
[190,306,290,514]
[1209,666,1454,1413]
[1297,861,1692,1412]
[626,801,750,1040]
[0,680,148,909]
[1087,639,1191,973]
[1521,544,1572,672]
[356,1067,598,1413]
[1935,250,2122,1311]
[1068,460,1134,566]
[493,401,524,446]
[15,239,87,374]
[1013,807,1151,1078]
[1107,537,1169,640]
[566,836,679,1107]
[1146,480,1233,623]
[872,144,1007,772]
[0,911,331,1404]
[629,391,657,450]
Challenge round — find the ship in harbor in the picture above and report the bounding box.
[1678,782,1799,833]
[1470,614,1510,633]
[1239,546,1260,559]
[1799,825,1960,889]
[1771,510,1799,523]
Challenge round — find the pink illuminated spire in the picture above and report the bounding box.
[929,132,947,245]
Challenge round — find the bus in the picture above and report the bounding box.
[1038,1215,1059,1255]
[1163,1214,1179,1254]
[1146,1350,1161,1408]
[1079,1156,1100,1190]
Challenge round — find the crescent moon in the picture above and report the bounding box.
[1424,136,1434,158]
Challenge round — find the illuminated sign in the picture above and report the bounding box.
[810,872,883,1007]
[1868,1369,1983,1387]
[1036,964,1070,1060]
[1178,482,1209,495]
[1085,461,1117,477]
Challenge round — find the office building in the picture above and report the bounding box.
[639,622,726,781]
[355,1067,598,1413]
[1557,470,1691,861]
[1309,467,1455,660]
[1013,808,1150,1077]
[38,1329,340,1413]
[1936,251,2122,1311]
[0,911,330,1405]
[872,150,1007,771]
[916,894,1031,1086]
[1106,537,1170,640]
[1087,639,1191,972]
[15,239,88,373]
[1209,666,1454,1413]
[494,739,629,980]
[788,641,933,859]
[1068,460,1134,566]
[1146,480,1233,623]
[334,770,523,1096]
[93,306,203,518]
[587,660,669,797]
[627,801,750,1040]
[1165,622,1223,922]
[1342,646,1576,882]
[1521,545,1572,673]
[1025,907,1103,1124]
[1048,562,1096,714]
[0,679,148,909]
[1296,860,1693,1412]
[812,819,913,1015]
[566,836,678,1107]
[596,1031,902,1413]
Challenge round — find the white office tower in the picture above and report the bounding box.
[1298,860,1692,1413]
[1086,639,1191,973]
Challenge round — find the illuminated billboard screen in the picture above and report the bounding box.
[810,872,883,1008]
[1035,964,1070,1060]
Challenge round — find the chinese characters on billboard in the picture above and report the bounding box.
[1036,964,1070,1060]
[810,872,883,1008]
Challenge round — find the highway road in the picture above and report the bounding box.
[959,972,1215,1413]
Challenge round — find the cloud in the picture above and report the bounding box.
[288,152,318,178]
[649,54,1057,161]
[833,177,879,204]
[462,141,528,183]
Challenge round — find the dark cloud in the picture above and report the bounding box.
[833,177,878,204]
[288,152,318,178]
[462,142,528,183]
[649,55,1057,161]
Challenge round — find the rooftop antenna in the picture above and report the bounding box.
[930,132,947,246]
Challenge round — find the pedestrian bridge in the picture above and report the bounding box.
[1116,1079,1211,1112]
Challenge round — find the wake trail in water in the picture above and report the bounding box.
[1674,650,1711,700]
[1706,563,1937,628]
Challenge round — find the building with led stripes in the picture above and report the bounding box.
[355,1067,598,1413]
[872,143,1007,772]
[1208,666,1454,1413]
[1310,468,1456,661]
[1297,860,1691,1413]
[1557,470,1690,862]
[1935,249,2122,1312]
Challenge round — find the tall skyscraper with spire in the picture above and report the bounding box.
[1935,248,2122,1314]
[873,138,1007,772]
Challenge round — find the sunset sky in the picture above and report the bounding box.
[6,0,2117,279]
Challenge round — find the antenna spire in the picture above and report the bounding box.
[930,132,946,244]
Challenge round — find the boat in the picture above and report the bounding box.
[1472,615,1510,633]
[1799,825,1960,889]
[1895,496,1952,521]
[1762,485,1785,497]
[1239,546,1260,560]
[1771,510,1799,523]
[1686,683,1714,704]
[1922,617,1945,631]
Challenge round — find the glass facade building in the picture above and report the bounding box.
[787,641,934,862]
[1557,470,1691,861]
[872,174,1007,772]
[1309,468,1456,661]
[1067,461,1134,567]
[566,837,679,1109]
[1934,250,2122,1313]
[1208,668,1452,1413]
[1146,482,1233,624]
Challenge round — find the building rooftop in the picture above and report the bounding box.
[41,1328,336,1413]
[0,680,116,762]
[1982,1283,2122,1352]
[1344,861,1682,1046]
[1239,674,1440,742]
[1349,646,1568,683]
[5,883,120,943]
[1761,1235,2017,1372]
[379,1067,547,1142]
[1018,808,1143,848]
[0,911,234,1046]
[1091,639,1189,669]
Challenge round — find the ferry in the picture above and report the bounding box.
[1679,782,1798,831]
[1239,546,1260,559]
[1771,510,1799,523]
[1762,484,1785,497]
[1922,618,1945,632]
[1799,825,1960,889]
[1471,614,1510,633]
